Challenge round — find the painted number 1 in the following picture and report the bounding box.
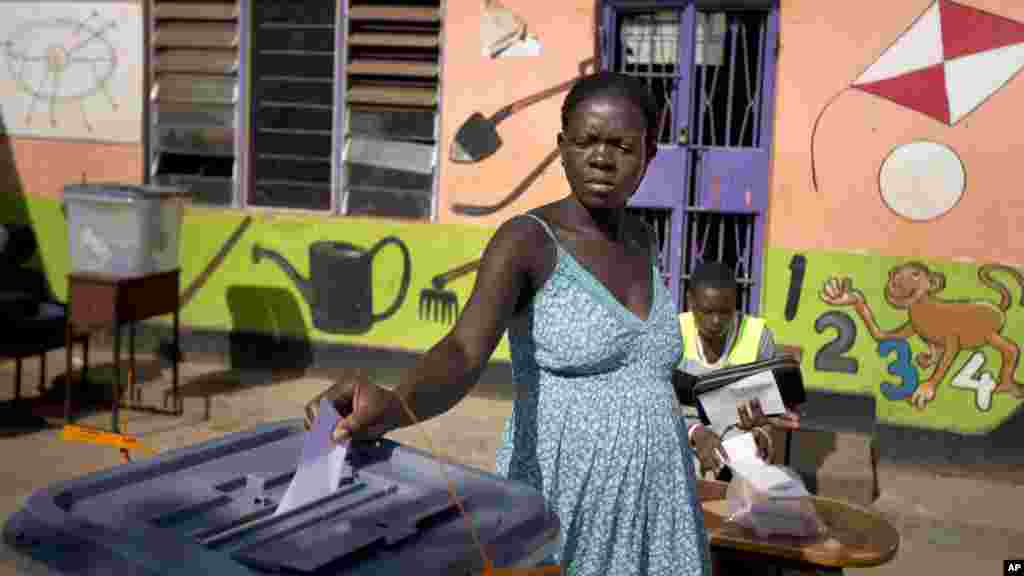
[877,339,919,401]
[814,311,859,374]
[951,352,996,412]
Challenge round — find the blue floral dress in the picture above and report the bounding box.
[495,214,711,576]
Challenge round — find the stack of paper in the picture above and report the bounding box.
[275,397,352,516]
[722,433,807,498]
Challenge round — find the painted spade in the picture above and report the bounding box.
[449,58,595,164]
[252,237,412,335]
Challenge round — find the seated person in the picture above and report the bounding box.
[673,261,800,480]
[676,262,843,576]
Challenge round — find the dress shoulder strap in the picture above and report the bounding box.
[519,212,560,246]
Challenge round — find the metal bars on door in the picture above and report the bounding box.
[683,8,775,314]
[603,0,778,315]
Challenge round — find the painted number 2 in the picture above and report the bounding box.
[877,339,919,401]
[814,311,859,374]
[951,352,997,412]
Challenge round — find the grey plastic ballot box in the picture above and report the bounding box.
[1,420,560,575]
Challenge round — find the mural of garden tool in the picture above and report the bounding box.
[253,237,412,335]
[452,149,560,216]
[181,216,253,307]
[158,215,253,364]
[450,57,595,164]
[419,259,482,324]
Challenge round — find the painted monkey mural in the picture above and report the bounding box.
[821,263,1024,410]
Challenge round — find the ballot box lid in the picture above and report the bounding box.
[2,420,559,575]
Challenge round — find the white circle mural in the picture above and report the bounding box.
[879,141,965,221]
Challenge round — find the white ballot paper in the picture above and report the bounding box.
[722,433,807,497]
[698,370,787,437]
[275,397,351,516]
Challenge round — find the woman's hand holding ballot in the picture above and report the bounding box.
[303,368,405,443]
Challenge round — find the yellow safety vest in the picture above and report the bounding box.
[679,312,766,366]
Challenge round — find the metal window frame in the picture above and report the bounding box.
[143,0,443,219]
[334,0,349,215]
[335,0,443,221]
[143,0,247,209]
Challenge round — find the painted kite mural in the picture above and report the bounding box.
[811,0,1024,198]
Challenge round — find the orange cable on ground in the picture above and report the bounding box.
[60,424,158,461]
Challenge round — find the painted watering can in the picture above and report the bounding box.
[252,237,412,335]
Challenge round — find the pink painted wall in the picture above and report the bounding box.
[436,0,598,227]
[0,137,142,200]
[5,0,598,227]
[768,0,1024,264]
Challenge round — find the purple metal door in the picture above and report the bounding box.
[603,1,778,314]
[684,8,778,314]
[603,2,695,305]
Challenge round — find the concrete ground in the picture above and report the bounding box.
[0,349,1021,574]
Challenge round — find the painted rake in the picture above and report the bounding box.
[419,259,481,324]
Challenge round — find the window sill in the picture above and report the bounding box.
[181,203,435,224]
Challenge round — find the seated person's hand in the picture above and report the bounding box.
[734,403,776,463]
[691,426,727,477]
[751,425,774,462]
[737,398,801,431]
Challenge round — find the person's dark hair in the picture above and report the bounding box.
[690,261,738,292]
[561,71,660,144]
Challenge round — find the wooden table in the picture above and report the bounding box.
[697,480,899,574]
[65,269,183,433]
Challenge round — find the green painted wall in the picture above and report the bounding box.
[27,196,509,360]
[762,247,1024,434]
[26,193,1024,434]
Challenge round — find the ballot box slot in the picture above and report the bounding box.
[232,517,388,573]
[147,470,303,531]
[218,481,395,554]
[191,477,367,546]
[214,469,296,493]
[230,487,465,573]
[198,480,389,550]
[149,494,234,528]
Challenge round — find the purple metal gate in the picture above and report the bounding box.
[602,0,778,314]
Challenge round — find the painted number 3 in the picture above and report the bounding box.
[877,339,918,401]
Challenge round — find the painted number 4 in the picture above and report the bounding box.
[951,352,997,412]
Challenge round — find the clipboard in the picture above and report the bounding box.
[675,357,806,425]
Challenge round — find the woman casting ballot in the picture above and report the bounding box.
[303,72,777,576]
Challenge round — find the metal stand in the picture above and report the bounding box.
[65,269,182,433]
